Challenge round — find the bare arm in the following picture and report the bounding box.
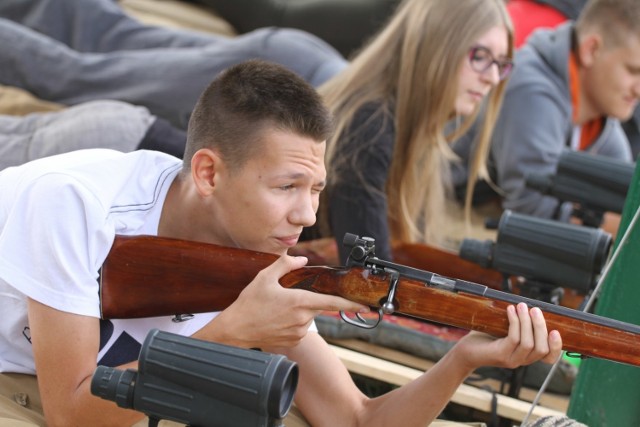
[28,255,366,426]
[279,304,562,427]
[27,298,144,427]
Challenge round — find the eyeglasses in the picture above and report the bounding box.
[468,45,514,81]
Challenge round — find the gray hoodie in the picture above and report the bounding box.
[453,22,632,221]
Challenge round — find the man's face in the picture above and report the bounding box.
[209,130,326,256]
[582,33,640,121]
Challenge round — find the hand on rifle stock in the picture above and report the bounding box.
[454,304,563,372]
[200,255,369,349]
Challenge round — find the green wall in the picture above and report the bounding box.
[568,162,640,426]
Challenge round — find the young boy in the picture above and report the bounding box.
[0,60,561,426]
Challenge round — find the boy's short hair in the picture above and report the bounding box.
[184,59,334,171]
[577,0,640,48]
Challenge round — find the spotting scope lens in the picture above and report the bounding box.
[460,210,612,293]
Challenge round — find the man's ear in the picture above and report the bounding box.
[578,32,604,68]
[191,148,224,196]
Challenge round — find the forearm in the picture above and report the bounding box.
[190,311,252,348]
[45,362,145,427]
[348,303,561,427]
[357,346,474,427]
[289,333,474,427]
[28,299,146,426]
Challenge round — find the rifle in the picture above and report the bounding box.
[291,237,507,289]
[100,234,640,367]
[292,237,583,309]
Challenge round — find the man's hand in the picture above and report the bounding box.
[601,212,621,239]
[454,302,563,372]
[200,255,369,349]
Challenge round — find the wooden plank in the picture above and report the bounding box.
[327,338,570,413]
[328,343,566,423]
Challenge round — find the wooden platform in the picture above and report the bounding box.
[327,338,568,424]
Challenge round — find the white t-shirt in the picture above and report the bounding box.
[0,149,214,374]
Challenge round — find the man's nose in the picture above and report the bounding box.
[291,193,317,227]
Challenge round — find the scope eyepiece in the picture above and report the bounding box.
[458,239,493,269]
[90,366,137,409]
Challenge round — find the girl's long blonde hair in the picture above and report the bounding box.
[320,0,513,245]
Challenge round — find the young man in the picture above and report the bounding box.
[0,60,561,426]
[505,0,640,160]
[452,0,639,229]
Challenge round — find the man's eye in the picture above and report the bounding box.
[279,184,295,191]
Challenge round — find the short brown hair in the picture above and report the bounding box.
[184,59,334,171]
[576,0,640,48]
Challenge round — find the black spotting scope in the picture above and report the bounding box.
[525,149,634,227]
[459,210,612,296]
[91,329,298,427]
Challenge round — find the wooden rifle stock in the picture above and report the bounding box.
[100,235,640,367]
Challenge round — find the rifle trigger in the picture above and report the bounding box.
[339,309,383,329]
[338,268,399,329]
